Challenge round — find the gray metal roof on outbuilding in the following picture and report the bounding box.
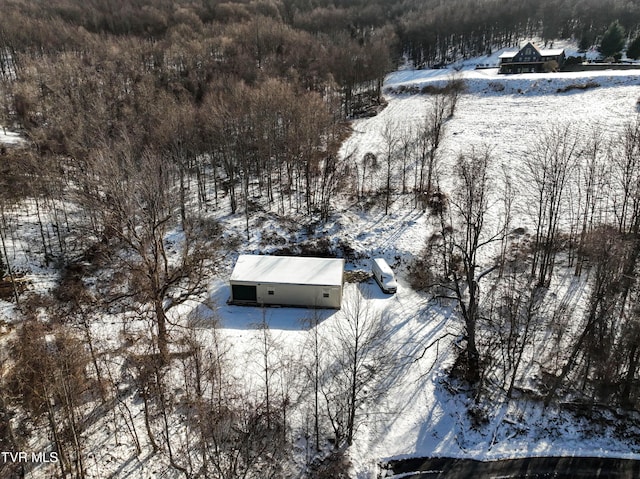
[230,255,344,286]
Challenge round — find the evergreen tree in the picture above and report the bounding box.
[627,35,640,60]
[578,31,593,52]
[599,21,625,58]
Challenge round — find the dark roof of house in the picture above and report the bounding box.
[499,42,564,59]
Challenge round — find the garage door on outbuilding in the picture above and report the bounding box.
[229,255,345,309]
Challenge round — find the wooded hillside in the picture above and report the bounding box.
[2,1,640,478]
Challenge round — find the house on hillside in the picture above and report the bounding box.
[229,255,345,309]
[499,42,565,73]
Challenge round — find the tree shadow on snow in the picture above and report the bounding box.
[187,280,337,331]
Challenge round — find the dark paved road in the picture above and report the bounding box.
[384,456,640,478]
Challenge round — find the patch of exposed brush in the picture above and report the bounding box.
[344,270,371,283]
[556,81,600,93]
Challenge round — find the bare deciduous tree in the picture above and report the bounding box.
[525,124,580,287]
[438,148,505,384]
[7,319,91,478]
[415,94,447,207]
[322,287,390,446]
[573,128,609,276]
[612,118,640,235]
[380,119,399,214]
[544,226,627,406]
[445,71,466,117]
[81,143,221,362]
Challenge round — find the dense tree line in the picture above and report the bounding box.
[286,0,640,66]
[3,0,640,82]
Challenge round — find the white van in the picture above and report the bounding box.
[372,258,397,294]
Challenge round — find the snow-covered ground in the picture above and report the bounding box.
[199,56,640,475]
[251,63,640,475]
[342,61,640,246]
[208,266,640,479]
[0,128,23,146]
[334,62,640,476]
[3,49,640,478]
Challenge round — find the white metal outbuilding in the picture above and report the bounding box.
[229,255,345,309]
